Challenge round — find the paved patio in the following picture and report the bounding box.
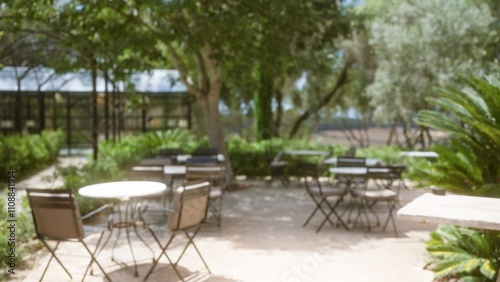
[13,160,436,282]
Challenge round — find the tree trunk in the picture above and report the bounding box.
[386,123,397,146]
[274,89,283,137]
[254,66,275,140]
[201,93,234,182]
[288,61,351,139]
[91,59,98,161]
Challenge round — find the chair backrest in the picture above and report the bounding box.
[366,166,403,180]
[337,157,366,167]
[139,157,172,166]
[193,147,218,156]
[186,156,219,165]
[158,148,184,157]
[297,162,328,194]
[343,146,357,157]
[365,166,404,190]
[168,181,211,232]
[127,165,165,182]
[26,189,85,240]
[185,164,226,188]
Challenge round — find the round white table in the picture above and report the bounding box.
[329,167,368,175]
[79,181,166,200]
[323,157,383,167]
[79,181,166,277]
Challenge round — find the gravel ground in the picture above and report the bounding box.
[14,166,436,282]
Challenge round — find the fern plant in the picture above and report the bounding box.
[425,225,500,281]
[413,75,500,196]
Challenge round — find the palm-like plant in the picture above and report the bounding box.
[413,75,500,196]
[425,225,500,281]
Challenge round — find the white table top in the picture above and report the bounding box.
[79,181,166,201]
[399,151,439,158]
[329,167,368,175]
[323,157,383,166]
[397,193,500,231]
[176,154,225,163]
[131,166,163,172]
[164,165,186,175]
[285,150,329,156]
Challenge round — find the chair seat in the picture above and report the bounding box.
[210,187,222,198]
[309,186,347,197]
[270,161,288,167]
[352,188,397,201]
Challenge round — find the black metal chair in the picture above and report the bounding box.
[26,188,111,282]
[298,163,349,232]
[349,166,403,236]
[126,165,169,226]
[192,147,218,156]
[186,156,219,165]
[266,150,290,188]
[143,181,212,281]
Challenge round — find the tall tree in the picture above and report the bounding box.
[364,0,497,148]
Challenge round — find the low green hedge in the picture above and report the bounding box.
[0,130,63,179]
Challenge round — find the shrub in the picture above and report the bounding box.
[425,225,500,281]
[414,75,500,196]
[0,196,39,279]
[413,74,500,281]
[0,130,63,179]
[56,128,201,215]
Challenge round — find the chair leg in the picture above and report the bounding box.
[144,229,177,281]
[303,198,335,229]
[317,198,349,232]
[209,197,222,227]
[382,201,399,237]
[39,240,72,281]
[81,232,113,282]
[180,228,211,274]
[144,227,210,282]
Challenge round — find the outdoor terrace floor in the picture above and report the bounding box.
[14,161,436,281]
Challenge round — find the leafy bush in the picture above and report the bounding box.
[0,196,39,278]
[356,145,401,165]
[0,130,63,179]
[425,225,500,281]
[413,75,500,196]
[412,74,500,281]
[56,128,200,214]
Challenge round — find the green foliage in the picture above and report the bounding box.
[228,137,293,177]
[425,225,500,281]
[56,129,199,214]
[0,130,63,179]
[365,0,496,146]
[356,145,400,165]
[0,196,39,277]
[413,75,500,196]
[227,135,349,177]
[412,74,500,281]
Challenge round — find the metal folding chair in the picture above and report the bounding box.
[185,164,226,227]
[143,181,212,281]
[126,165,169,226]
[25,188,111,282]
[299,163,349,232]
[349,166,403,236]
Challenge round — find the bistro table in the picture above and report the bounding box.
[329,166,368,176]
[399,151,439,158]
[397,193,500,282]
[397,193,500,230]
[176,154,225,163]
[79,181,167,276]
[323,157,383,166]
[284,150,330,157]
